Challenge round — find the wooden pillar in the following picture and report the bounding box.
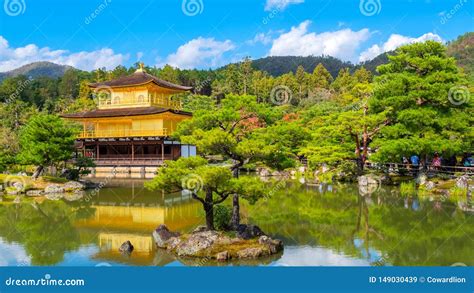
[131,141,134,161]
[96,142,100,160]
[161,141,165,162]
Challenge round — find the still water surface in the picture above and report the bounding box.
[0,180,472,266]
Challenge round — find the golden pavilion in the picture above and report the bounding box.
[62,64,196,177]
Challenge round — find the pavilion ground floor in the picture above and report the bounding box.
[74,138,196,178]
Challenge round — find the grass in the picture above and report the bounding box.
[400,181,417,197]
[448,186,468,201]
[41,176,68,183]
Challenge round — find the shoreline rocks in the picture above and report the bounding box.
[1,178,92,201]
[152,224,284,262]
[153,224,181,248]
[119,241,134,254]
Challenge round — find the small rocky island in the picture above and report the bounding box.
[152,224,283,262]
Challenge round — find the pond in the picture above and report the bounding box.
[0,179,472,266]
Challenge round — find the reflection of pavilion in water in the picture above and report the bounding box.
[75,184,202,265]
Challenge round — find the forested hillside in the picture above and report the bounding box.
[0,61,75,81]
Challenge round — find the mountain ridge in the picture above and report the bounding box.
[1,32,472,80]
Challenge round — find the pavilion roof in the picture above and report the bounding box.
[61,106,192,119]
[89,71,193,91]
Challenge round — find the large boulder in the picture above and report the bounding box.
[152,225,180,248]
[64,181,86,193]
[44,184,65,194]
[258,235,283,254]
[165,237,182,250]
[236,224,265,240]
[236,247,266,259]
[119,241,134,254]
[174,231,220,256]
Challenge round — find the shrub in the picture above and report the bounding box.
[213,204,232,230]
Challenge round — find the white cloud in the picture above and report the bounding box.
[358,32,444,62]
[265,0,304,11]
[246,32,273,46]
[268,20,371,62]
[0,36,128,72]
[162,37,235,69]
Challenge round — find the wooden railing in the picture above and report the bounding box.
[79,128,168,138]
[97,94,182,110]
[365,162,474,176]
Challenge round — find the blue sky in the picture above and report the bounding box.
[0,0,473,71]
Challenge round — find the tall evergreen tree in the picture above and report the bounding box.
[370,41,473,162]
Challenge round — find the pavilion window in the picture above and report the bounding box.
[113,96,120,104]
[99,145,108,156]
[164,145,172,155]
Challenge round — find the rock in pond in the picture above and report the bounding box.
[216,251,229,262]
[44,193,64,200]
[236,247,266,259]
[154,226,283,261]
[26,190,44,197]
[152,224,181,248]
[236,224,265,240]
[175,231,220,257]
[64,181,86,193]
[358,175,379,186]
[119,241,134,254]
[44,184,65,194]
[258,235,283,254]
[456,175,469,189]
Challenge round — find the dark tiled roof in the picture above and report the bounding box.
[61,107,192,119]
[89,72,193,91]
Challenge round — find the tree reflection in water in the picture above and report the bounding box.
[245,183,474,266]
[0,200,92,265]
[0,181,472,266]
